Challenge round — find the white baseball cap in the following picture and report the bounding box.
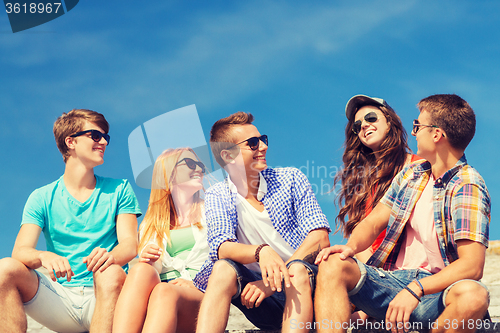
[345,95,389,119]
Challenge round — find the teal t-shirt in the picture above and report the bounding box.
[21,175,142,287]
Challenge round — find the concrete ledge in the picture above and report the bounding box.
[224,321,500,333]
[224,327,500,333]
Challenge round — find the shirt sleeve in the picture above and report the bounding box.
[290,169,330,236]
[452,182,491,247]
[205,184,238,262]
[380,167,405,209]
[21,189,46,229]
[117,180,142,217]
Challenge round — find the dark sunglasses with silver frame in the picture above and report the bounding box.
[412,119,443,136]
[176,157,206,173]
[70,129,110,145]
[228,135,268,151]
[352,112,378,135]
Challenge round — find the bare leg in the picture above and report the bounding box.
[0,258,39,333]
[112,263,161,333]
[314,255,360,333]
[90,264,127,333]
[195,261,238,333]
[431,281,489,333]
[142,282,204,333]
[282,263,314,333]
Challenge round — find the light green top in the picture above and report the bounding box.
[160,227,197,281]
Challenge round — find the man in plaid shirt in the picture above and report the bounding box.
[194,112,330,332]
[315,94,490,333]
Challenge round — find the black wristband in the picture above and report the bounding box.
[404,285,421,302]
[255,244,269,262]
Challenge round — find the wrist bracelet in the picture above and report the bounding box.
[413,279,425,296]
[255,244,269,262]
[404,285,421,302]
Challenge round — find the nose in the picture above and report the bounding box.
[99,137,108,145]
[360,120,372,132]
[195,164,204,173]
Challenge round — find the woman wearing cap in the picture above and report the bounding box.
[334,95,420,262]
[113,148,209,333]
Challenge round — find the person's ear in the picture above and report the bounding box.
[220,149,236,164]
[65,136,76,150]
[433,128,446,142]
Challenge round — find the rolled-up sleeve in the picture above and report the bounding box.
[205,183,238,262]
[452,182,491,247]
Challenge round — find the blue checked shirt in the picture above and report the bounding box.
[193,167,330,291]
[367,155,491,270]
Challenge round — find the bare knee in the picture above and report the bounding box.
[94,264,127,296]
[317,255,359,290]
[206,260,237,295]
[445,281,489,313]
[287,263,311,292]
[0,258,32,286]
[0,258,38,302]
[126,262,159,285]
[149,283,179,306]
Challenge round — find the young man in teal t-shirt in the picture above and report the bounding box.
[0,109,141,333]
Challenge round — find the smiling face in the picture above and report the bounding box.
[227,124,268,175]
[412,110,437,161]
[171,150,204,192]
[354,105,389,152]
[69,121,108,167]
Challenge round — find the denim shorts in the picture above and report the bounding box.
[24,270,96,333]
[348,258,489,328]
[221,258,318,330]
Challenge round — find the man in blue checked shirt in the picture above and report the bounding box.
[193,111,331,332]
[314,94,491,333]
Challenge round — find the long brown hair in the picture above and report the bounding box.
[138,148,204,253]
[334,103,410,237]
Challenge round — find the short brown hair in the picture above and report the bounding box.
[417,94,475,151]
[53,109,109,162]
[209,112,254,167]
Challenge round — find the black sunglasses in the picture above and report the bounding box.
[70,130,110,145]
[412,119,440,135]
[176,157,206,173]
[230,135,268,151]
[352,112,378,135]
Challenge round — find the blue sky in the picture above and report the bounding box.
[0,1,498,259]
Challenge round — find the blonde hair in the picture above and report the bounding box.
[138,148,204,254]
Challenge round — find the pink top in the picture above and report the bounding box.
[395,174,445,274]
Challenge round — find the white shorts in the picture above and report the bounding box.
[24,270,96,333]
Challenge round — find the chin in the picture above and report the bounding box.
[256,163,268,171]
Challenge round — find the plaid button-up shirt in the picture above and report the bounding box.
[193,167,330,291]
[367,155,491,270]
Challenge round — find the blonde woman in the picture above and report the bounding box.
[113,148,208,333]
